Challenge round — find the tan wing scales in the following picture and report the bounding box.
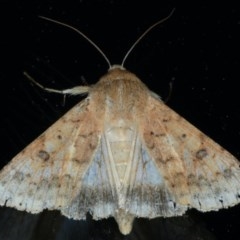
[0,98,104,216]
[142,95,240,213]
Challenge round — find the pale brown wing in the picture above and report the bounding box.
[0,98,116,219]
[139,95,240,215]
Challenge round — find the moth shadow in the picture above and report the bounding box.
[0,207,217,240]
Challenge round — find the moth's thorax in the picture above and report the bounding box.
[92,67,150,118]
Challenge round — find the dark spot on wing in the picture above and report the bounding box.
[14,171,24,181]
[196,149,208,160]
[37,150,50,161]
[89,143,97,149]
[162,118,169,122]
[223,168,232,178]
[72,158,81,165]
[150,131,165,137]
[79,132,94,138]
[181,134,187,138]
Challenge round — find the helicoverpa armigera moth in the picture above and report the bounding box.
[1,10,240,235]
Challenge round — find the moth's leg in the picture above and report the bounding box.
[23,71,90,95]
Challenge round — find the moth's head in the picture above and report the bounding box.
[100,65,139,82]
[108,64,125,71]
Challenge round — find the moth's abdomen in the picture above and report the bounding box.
[105,122,136,184]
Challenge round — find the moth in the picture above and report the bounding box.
[1,13,240,235]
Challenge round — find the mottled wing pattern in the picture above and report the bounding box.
[124,136,188,218]
[139,95,240,216]
[0,98,113,218]
[62,137,118,220]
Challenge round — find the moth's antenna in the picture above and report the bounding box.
[39,16,112,69]
[121,8,175,68]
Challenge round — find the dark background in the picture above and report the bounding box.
[0,1,240,239]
